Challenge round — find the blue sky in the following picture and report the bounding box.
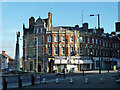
[1,2,118,58]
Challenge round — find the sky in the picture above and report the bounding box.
[1,1,119,58]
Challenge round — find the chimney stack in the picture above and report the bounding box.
[29,17,35,28]
[83,23,88,31]
[47,12,52,30]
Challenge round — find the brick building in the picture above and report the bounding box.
[23,12,120,73]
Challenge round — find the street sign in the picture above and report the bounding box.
[45,58,48,61]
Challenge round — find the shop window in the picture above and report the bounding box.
[113,61,117,65]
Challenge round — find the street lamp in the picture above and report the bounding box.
[90,14,100,29]
[90,14,101,74]
[90,51,93,70]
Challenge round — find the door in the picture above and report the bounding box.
[38,64,41,72]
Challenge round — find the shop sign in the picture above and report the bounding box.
[61,60,67,64]
[55,60,60,64]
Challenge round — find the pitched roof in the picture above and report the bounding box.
[0,53,15,61]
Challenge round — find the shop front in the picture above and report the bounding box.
[53,56,93,72]
[112,58,120,70]
[103,58,112,70]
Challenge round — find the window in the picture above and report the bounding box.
[48,36,51,42]
[77,47,79,54]
[70,36,74,42]
[92,38,94,44]
[40,28,43,33]
[96,39,98,44]
[106,42,108,47]
[38,37,41,45]
[70,47,74,53]
[109,43,111,47]
[54,36,58,42]
[80,48,83,55]
[115,44,117,48]
[112,43,114,48]
[88,48,90,55]
[54,47,58,54]
[96,50,98,56]
[99,40,101,44]
[37,28,39,33]
[61,36,65,42]
[30,39,33,46]
[88,37,90,43]
[48,47,51,55]
[30,48,33,57]
[92,49,94,55]
[83,37,85,43]
[103,42,105,47]
[106,52,108,56]
[61,47,65,55]
[80,37,83,43]
[77,37,79,42]
[103,51,105,56]
[100,50,101,56]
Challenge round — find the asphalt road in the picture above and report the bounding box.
[1,70,118,89]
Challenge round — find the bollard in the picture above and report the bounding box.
[83,70,84,76]
[85,78,88,84]
[31,75,35,85]
[63,73,65,78]
[70,78,74,84]
[18,76,22,87]
[100,77,104,84]
[3,77,7,90]
[56,78,59,84]
[63,69,65,78]
[42,78,46,84]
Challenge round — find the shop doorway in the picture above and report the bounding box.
[38,64,41,72]
[49,59,54,73]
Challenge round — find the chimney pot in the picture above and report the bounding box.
[2,51,5,54]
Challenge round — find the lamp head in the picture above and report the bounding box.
[90,15,94,16]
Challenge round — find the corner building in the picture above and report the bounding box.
[23,12,120,73]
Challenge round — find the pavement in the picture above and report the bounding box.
[6,70,120,89]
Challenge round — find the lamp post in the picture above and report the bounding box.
[90,14,101,74]
[90,51,93,70]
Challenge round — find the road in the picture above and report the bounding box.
[1,70,118,89]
